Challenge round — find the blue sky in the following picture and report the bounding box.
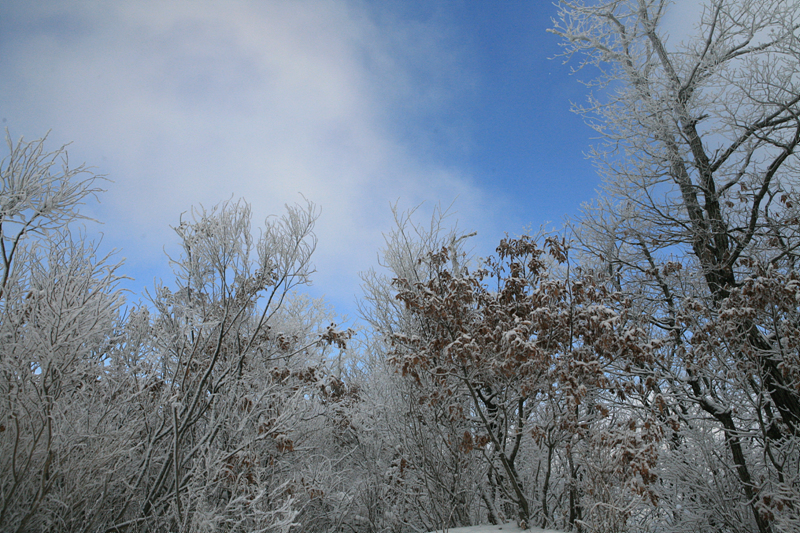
[0,1,698,322]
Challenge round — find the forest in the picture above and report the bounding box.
[1,1,799,532]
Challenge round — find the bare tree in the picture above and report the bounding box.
[0,133,354,532]
[0,135,124,532]
[552,1,800,531]
[0,133,104,297]
[107,198,331,532]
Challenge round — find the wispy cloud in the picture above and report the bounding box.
[1,0,505,316]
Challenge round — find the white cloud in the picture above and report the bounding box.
[1,0,501,316]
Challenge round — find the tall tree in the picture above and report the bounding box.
[552,1,800,531]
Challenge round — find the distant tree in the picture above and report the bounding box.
[552,1,800,531]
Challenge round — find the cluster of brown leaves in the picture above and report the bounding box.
[389,235,664,496]
[391,235,653,410]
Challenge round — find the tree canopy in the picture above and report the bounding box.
[2,1,799,532]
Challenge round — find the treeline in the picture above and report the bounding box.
[2,1,800,532]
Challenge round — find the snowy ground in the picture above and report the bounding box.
[429,523,565,533]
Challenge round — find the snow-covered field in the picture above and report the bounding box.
[429,523,565,533]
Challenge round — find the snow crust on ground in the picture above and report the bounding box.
[429,523,565,533]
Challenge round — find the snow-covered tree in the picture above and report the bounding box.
[0,134,356,532]
[0,134,125,532]
[553,1,800,531]
[389,234,663,531]
[106,198,354,532]
[357,205,487,532]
